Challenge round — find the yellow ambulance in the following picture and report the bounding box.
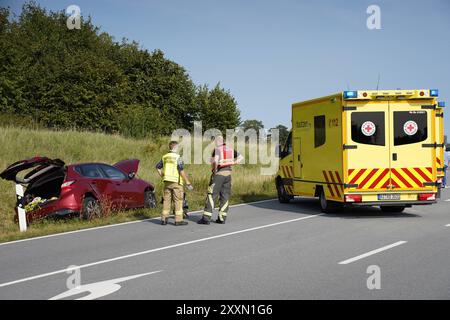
[276,89,445,213]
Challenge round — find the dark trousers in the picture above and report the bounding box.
[444,166,448,187]
[202,173,231,221]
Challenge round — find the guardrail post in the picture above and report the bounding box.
[15,184,27,232]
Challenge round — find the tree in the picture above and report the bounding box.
[195,84,241,133]
[240,119,264,133]
[0,1,240,138]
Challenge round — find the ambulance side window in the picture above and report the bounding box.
[393,111,427,146]
[314,115,326,148]
[351,112,385,146]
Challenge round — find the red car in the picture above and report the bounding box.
[0,157,157,222]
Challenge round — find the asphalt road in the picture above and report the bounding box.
[0,188,449,300]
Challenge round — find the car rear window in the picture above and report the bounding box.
[351,112,385,146]
[76,164,104,178]
[393,111,428,146]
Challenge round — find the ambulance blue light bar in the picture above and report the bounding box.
[343,91,358,99]
[430,89,439,97]
[438,101,445,107]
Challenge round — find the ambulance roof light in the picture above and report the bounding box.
[430,89,439,97]
[438,101,445,107]
[343,91,358,99]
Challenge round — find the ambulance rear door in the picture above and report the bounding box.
[388,100,436,191]
[344,101,391,192]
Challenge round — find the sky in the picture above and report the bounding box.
[2,0,450,135]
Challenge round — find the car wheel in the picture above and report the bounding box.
[81,196,102,220]
[319,189,340,213]
[144,190,157,209]
[380,206,405,213]
[277,178,292,203]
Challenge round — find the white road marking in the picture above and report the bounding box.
[49,270,162,300]
[445,199,450,202]
[445,224,450,227]
[0,213,322,288]
[0,198,277,247]
[338,241,407,265]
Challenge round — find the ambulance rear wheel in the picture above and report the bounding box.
[277,178,292,203]
[319,189,340,213]
[380,206,405,213]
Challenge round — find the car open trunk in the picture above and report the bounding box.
[0,157,66,216]
[23,167,66,207]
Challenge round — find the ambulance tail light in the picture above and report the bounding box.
[343,91,358,99]
[345,194,362,203]
[418,193,436,201]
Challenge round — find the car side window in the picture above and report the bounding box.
[99,165,127,180]
[77,164,104,178]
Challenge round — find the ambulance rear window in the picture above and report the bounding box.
[351,112,385,146]
[393,111,427,146]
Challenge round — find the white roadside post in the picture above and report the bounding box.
[15,184,27,232]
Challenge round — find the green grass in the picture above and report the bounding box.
[0,126,276,243]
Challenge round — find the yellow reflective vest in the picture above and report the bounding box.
[162,152,183,185]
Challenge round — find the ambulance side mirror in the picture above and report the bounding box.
[276,145,281,158]
[277,145,287,158]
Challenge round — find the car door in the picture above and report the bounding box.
[77,164,116,206]
[99,164,136,208]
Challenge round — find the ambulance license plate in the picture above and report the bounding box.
[378,194,401,201]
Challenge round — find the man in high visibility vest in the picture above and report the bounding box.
[156,141,193,225]
[198,136,243,225]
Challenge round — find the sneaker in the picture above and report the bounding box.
[161,218,168,225]
[174,221,188,226]
[197,217,210,225]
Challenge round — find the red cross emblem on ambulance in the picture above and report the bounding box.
[361,121,376,136]
[403,120,418,136]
